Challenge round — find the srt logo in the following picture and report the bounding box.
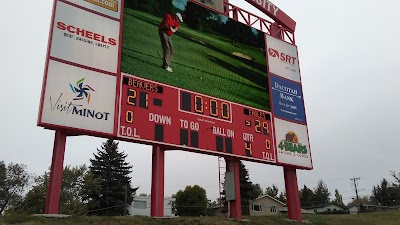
[268,48,297,65]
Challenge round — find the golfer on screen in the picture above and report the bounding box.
[159,12,183,72]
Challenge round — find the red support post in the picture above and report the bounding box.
[45,130,67,214]
[225,159,242,220]
[150,145,165,217]
[284,167,302,223]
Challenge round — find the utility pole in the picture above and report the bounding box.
[350,177,360,200]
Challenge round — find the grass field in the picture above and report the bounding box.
[121,9,270,111]
[1,211,400,225]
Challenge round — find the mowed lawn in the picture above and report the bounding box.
[1,211,400,225]
[121,9,270,111]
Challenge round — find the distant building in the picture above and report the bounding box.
[128,196,176,217]
[348,204,392,214]
[249,194,286,216]
[303,203,346,214]
[348,205,359,214]
[360,204,389,213]
[249,195,314,216]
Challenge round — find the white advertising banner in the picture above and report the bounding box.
[41,60,116,134]
[63,0,121,19]
[50,1,119,73]
[274,118,312,168]
[266,35,300,82]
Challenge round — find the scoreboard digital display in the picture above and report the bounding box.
[118,74,276,163]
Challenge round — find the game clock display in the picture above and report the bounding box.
[118,74,276,164]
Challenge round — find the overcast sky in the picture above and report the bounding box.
[1,0,399,205]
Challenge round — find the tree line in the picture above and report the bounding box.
[1,139,400,216]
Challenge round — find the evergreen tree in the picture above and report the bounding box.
[333,189,344,207]
[372,178,399,206]
[249,183,263,200]
[299,185,315,207]
[87,139,134,216]
[239,161,254,215]
[278,191,287,204]
[313,180,331,205]
[265,185,279,197]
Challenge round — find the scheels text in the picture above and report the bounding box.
[56,21,116,45]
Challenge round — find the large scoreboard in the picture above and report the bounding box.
[38,0,312,169]
[118,74,275,163]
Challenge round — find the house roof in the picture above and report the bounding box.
[250,194,286,206]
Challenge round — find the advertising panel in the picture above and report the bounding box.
[266,35,300,82]
[50,1,120,73]
[274,118,311,168]
[63,0,121,19]
[270,74,305,123]
[40,60,116,134]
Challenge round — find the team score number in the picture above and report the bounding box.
[127,89,149,109]
[124,89,149,124]
[255,120,269,135]
[194,95,230,120]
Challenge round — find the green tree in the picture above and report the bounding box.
[265,185,279,198]
[391,171,400,187]
[175,185,208,216]
[278,191,287,204]
[299,185,315,207]
[313,180,330,205]
[21,165,99,215]
[333,189,344,207]
[372,178,400,206]
[238,161,256,215]
[250,183,263,200]
[86,139,134,216]
[0,161,30,214]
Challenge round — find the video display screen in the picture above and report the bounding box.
[122,0,270,111]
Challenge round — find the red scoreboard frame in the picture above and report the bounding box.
[118,74,276,164]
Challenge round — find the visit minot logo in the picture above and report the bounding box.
[69,78,95,104]
[278,131,308,155]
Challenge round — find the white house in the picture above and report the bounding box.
[348,205,359,214]
[303,203,345,214]
[249,195,314,216]
[128,196,176,217]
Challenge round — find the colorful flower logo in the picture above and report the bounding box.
[69,78,95,103]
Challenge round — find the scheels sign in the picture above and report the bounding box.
[56,21,117,46]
